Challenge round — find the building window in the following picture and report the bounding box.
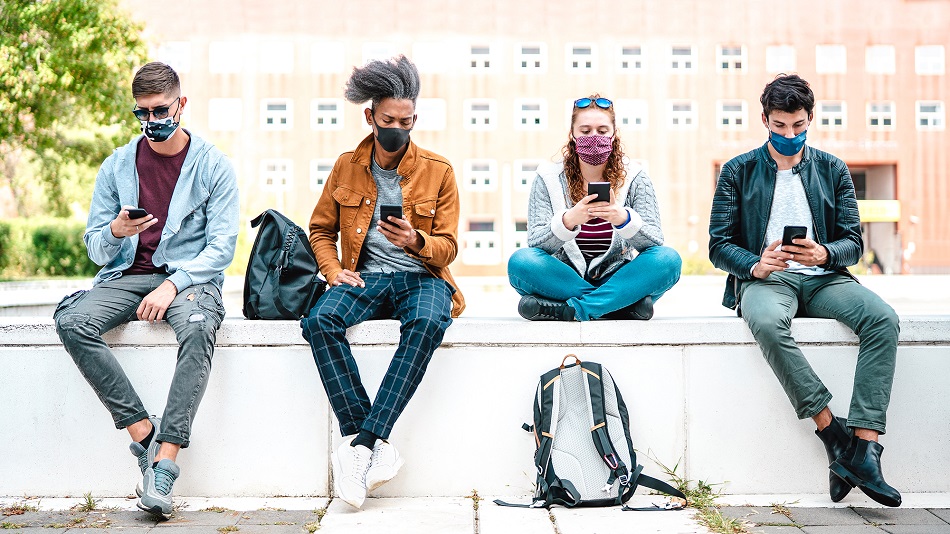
[310,99,344,130]
[515,99,547,130]
[516,43,546,72]
[309,159,334,191]
[463,159,497,191]
[462,220,501,265]
[614,99,648,131]
[208,98,242,131]
[866,45,896,74]
[258,41,294,73]
[157,42,191,73]
[765,45,796,73]
[362,42,395,65]
[817,101,847,130]
[261,99,292,130]
[567,43,596,72]
[260,159,293,191]
[669,101,697,129]
[916,101,945,130]
[469,45,493,70]
[512,220,529,250]
[514,159,542,191]
[412,42,448,73]
[867,102,896,130]
[670,45,695,72]
[717,45,745,72]
[915,45,945,75]
[717,100,748,130]
[311,42,345,73]
[413,98,447,131]
[816,45,847,74]
[463,99,496,130]
[209,41,244,73]
[618,45,644,72]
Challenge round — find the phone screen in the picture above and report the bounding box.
[379,205,403,223]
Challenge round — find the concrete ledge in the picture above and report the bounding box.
[1,316,949,499]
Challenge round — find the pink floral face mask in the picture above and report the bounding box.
[574,134,613,166]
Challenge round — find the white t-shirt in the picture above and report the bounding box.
[765,169,830,276]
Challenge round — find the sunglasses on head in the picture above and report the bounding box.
[132,96,180,121]
[574,97,612,109]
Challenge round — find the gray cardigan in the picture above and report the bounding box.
[526,161,664,280]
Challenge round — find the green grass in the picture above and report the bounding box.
[0,503,38,517]
[72,493,99,513]
[650,454,751,534]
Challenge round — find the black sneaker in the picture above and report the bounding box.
[603,296,654,320]
[518,295,576,321]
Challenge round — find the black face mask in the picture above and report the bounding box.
[373,116,412,152]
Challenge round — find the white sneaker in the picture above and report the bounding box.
[331,436,372,509]
[365,440,405,492]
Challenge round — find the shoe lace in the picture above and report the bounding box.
[538,302,565,319]
[352,449,371,479]
[153,465,177,496]
[370,443,385,465]
[137,450,149,474]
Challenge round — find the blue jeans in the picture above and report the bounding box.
[300,272,454,439]
[507,246,682,320]
[54,274,226,447]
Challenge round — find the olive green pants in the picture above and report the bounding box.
[740,271,899,434]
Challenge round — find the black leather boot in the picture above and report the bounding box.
[815,416,853,502]
[830,436,902,507]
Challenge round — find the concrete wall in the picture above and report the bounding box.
[1,316,948,498]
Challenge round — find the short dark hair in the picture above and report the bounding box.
[344,55,420,110]
[760,74,814,118]
[132,62,180,99]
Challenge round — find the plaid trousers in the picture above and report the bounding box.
[300,272,454,439]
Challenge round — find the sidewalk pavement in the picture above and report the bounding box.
[3,495,949,533]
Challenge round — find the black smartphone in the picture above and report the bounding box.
[587,181,610,202]
[782,225,807,246]
[379,204,403,224]
[126,208,149,219]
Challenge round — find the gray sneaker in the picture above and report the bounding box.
[129,416,162,497]
[137,458,179,518]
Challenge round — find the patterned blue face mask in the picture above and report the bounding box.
[769,129,807,157]
[139,117,180,143]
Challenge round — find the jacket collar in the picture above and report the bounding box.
[350,133,420,177]
[758,141,813,174]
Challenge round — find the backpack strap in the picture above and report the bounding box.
[582,361,630,499]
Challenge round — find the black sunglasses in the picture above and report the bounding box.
[574,97,612,109]
[132,97,180,121]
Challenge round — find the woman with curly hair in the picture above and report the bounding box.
[507,95,681,321]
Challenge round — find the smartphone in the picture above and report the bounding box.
[587,181,610,203]
[379,204,403,224]
[782,225,807,246]
[126,208,149,219]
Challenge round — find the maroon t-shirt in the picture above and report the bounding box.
[124,137,190,275]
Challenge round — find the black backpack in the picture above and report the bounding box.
[243,209,326,320]
[496,355,687,511]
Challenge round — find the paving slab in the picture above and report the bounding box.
[853,507,946,525]
[720,506,796,525]
[159,510,243,527]
[235,509,323,526]
[550,496,712,534]
[318,497,472,534]
[800,526,887,533]
[0,510,75,528]
[1,529,67,534]
[931,509,950,524]
[480,498,555,534]
[786,507,867,525]
[748,527,804,534]
[881,526,950,534]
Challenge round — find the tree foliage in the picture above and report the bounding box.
[0,0,147,216]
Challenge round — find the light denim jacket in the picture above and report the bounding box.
[84,131,240,292]
[527,161,665,281]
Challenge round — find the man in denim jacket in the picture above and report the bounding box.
[54,62,239,517]
[709,74,901,507]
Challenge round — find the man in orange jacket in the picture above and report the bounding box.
[300,55,464,510]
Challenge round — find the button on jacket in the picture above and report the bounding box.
[709,142,863,311]
[308,134,466,317]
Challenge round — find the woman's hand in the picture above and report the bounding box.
[587,189,628,226]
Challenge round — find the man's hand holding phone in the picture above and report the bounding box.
[110,206,158,238]
[377,204,423,253]
[780,225,829,267]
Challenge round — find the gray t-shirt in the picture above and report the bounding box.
[765,169,830,276]
[358,156,427,274]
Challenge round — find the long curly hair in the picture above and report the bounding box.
[562,94,627,204]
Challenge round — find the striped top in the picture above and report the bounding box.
[576,217,613,261]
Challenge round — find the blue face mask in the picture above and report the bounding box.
[769,129,807,157]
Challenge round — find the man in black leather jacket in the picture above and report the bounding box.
[709,74,902,507]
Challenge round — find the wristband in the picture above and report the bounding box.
[613,210,632,229]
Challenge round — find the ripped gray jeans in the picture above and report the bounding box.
[54,274,225,448]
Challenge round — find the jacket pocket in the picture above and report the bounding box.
[331,187,365,229]
[412,199,437,234]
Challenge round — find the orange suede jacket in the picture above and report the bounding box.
[308,134,465,317]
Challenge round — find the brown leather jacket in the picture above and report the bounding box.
[308,134,465,317]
